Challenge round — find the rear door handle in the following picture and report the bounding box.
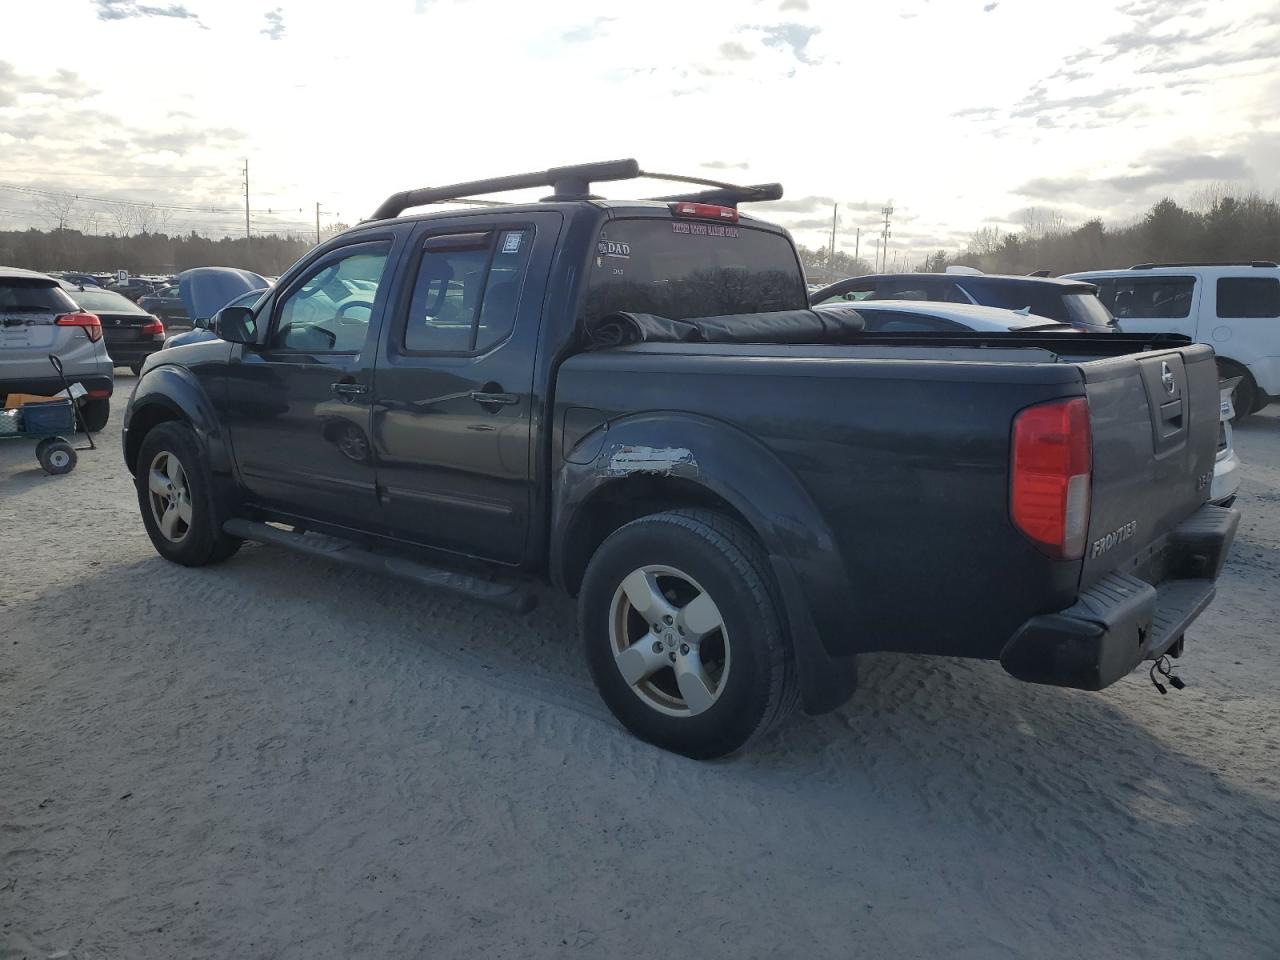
[470,391,519,407]
[330,381,369,397]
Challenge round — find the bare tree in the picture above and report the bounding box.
[106,202,133,235]
[36,192,81,231]
[130,204,159,235]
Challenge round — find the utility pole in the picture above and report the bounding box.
[315,201,321,245]
[242,158,251,256]
[879,202,894,272]
[829,204,838,281]
[854,227,861,269]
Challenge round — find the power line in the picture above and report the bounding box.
[0,182,243,215]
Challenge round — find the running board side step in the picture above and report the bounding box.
[222,519,538,614]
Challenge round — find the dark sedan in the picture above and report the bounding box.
[138,283,190,330]
[107,278,160,302]
[64,287,166,374]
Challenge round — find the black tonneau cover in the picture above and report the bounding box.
[586,308,865,349]
[586,309,1191,357]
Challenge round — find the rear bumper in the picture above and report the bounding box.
[0,373,114,398]
[1211,449,1241,504]
[1001,504,1240,690]
[104,340,163,365]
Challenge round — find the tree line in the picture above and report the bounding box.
[939,189,1280,276]
[802,189,1279,281]
[0,227,328,278]
[8,189,1277,282]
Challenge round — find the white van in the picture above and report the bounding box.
[1064,261,1280,418]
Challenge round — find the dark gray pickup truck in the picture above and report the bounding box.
[123,160,1238,758]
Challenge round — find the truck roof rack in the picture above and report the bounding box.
[1130,260,1279,269]
[368,159,784,220]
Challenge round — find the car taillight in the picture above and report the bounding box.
[1010,397,1092,560]
[141,315,165,336]
[669,201,739,222]
[55,311,103,343]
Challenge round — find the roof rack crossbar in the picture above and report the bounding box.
[369,160,785,220]
[1130,260,1279,269]
[370,159,642,220]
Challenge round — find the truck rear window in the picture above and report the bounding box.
[582,218,807,323]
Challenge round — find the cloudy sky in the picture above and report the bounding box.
[2,0,1278,264]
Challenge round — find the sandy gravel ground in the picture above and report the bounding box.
[3,376,1279,959]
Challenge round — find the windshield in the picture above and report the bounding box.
[582,218,807,324]
[68,289,147,314]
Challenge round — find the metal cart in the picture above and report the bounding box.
[0,354,97,475]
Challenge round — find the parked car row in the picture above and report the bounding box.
[2,265,270,433]
[810,261,1279,423]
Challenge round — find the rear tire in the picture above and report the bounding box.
[579,509,798,759]
[129,363,143,376]
[79,397,110,433]
[135,421,241,566]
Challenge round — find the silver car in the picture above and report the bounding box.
[1,266,115,431]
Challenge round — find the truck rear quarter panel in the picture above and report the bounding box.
[554,347,1086,661]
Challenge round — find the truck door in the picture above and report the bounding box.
[224,236,402,528]
[371,211,562,564]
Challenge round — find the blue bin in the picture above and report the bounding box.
[21,400,76,435]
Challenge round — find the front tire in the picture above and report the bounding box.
[135,421,241,566]
[580,509,798,759]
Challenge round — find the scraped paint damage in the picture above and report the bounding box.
[603,444,699,479]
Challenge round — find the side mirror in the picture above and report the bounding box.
[218,306,257,344]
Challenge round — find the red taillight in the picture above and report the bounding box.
[669,201,739,222]
[140,315,165,336]
[1011,397,1092,560]
[55,311,102,343]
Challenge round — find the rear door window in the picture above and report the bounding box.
[401,227,535,354]
[1217,277,1280,318]
[582,219,806,323]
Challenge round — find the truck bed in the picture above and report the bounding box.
[553,336,1221,669]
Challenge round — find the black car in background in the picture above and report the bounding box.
[811,270,1117,331]
[108,278,160,302]
[138,283,190,330]
[64,286,166,374]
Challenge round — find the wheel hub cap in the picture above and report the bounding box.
[609,564,730,718]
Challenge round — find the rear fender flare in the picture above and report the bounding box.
[553,412,858,714]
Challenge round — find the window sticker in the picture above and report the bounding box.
[501,231,524,254]
[597,239,631,259]
[671,222,739,238]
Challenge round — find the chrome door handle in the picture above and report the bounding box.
[330,381,369,397]
[470,391,519,406]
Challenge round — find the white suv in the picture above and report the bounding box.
[1064,261,1280,418]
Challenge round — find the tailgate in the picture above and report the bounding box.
[1,311,59,351]
[1079,343,1219,586]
